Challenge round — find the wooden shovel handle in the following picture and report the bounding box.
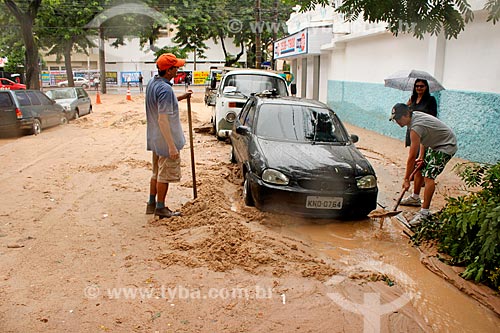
[393,164,423,211]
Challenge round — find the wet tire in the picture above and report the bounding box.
[243,173,254,206]
[230,146,236,163]
[61,116,68,125]
[31,119,41,135]
[74,110,79,119]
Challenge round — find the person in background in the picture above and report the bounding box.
[138,74,144,93]
[145,53,192,218]
[390,103,457,227]
[93,77,100,91]
[184,72,192,90]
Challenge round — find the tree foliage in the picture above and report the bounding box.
[0,7,25,74]
[2,0,42,89]
[37,0,103,86]
[168,0,294,67]
[412,161,500,291]
[296,0,499,39]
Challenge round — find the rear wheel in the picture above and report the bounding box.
[81,84,88,89]
[243,172,254,206]
[32,119,41,135]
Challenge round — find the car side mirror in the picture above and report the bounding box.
[210,77,217,89]
[290,83,297,96]
[350,134,359,143]
[236,125,250,135]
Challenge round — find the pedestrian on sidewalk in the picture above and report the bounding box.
[390,103,457,227]
[93,77,100,91]
[145,53,193,218]
[138,74,144,93]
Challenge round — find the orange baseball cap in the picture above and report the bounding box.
[156,53,186,71]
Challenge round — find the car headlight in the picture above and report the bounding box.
[262,169,289,185]
[357,175,377,189]
[225,111,236,122]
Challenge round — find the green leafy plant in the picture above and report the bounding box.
[412,161,500,291]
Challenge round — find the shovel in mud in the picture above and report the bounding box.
[368,163,423,223]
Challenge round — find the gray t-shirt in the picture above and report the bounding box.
[410,111,457,156]
[146,76,185,157]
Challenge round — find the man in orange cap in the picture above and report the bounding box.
[145,53,192,218]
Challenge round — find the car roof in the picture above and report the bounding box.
[253,95,330,109]
[224,69,284,79]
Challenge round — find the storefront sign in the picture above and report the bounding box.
[274,30,308,59]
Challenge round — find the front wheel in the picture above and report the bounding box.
[74,110,79,119]
[230,146,236,163]
[243,173,254,206]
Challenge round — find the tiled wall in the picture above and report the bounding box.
[327,80,500,164]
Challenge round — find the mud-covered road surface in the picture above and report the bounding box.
[0,90,498,332]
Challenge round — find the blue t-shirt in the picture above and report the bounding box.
[146,76,185,157]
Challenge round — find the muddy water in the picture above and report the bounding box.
[267,216,499,332]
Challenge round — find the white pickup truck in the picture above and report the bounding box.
[210,69,289,140]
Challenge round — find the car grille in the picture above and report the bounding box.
[298,178,352,192]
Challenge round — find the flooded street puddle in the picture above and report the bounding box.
[267,216,500,332]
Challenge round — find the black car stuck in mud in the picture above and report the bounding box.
[230,92,378,219]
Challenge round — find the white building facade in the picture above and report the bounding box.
[276,1,500,163]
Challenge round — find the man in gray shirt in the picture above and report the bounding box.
[390,103,457,227]
[145,53,192,218]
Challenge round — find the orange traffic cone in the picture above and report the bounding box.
[126,88,132,101]
[96,91,102,104]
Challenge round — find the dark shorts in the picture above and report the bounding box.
[421,148,453,180]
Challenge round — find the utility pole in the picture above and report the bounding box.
[271,0,279,70]
[255,0,262,69]
[99,26,106,94]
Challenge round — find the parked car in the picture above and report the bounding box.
[230,92,378,219]
[0,90,66,135]
[212,69,288,140]
[45,87,92,120]
[57,77,90,88]
[0,78,26,90]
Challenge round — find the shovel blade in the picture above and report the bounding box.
[368,209,402,219]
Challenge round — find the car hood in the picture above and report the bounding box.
[256,138,374,178]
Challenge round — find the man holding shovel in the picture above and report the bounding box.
[390,103,457,226]
[145,53,192,218]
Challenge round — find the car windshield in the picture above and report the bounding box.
[223,74,288,97]
[46,89,76,100]
[255,104,349,143]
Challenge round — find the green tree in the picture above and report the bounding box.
[2,0,42,89]
[0,8,25,75]
[37,0,103,87]
[168,0,294,67]
[295,0,499,39]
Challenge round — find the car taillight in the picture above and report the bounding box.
[228,102,237,108]
[15,108,22,119]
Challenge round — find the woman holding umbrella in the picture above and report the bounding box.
[405,79,437,147]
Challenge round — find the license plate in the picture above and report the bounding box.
[306,196,343,209]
